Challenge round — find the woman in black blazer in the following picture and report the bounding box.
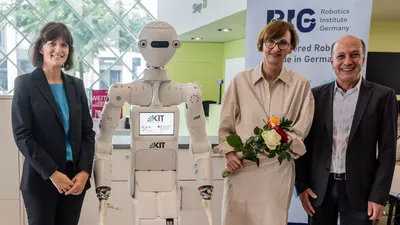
[11,22,95,225]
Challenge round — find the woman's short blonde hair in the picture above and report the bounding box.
[256,20,299,52]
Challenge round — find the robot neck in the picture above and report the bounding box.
[141,67,170,82]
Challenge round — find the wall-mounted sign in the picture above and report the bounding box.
[193,0,207,13]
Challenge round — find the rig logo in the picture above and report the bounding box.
[267,8,316,33]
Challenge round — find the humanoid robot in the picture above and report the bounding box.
[93,21,214,225]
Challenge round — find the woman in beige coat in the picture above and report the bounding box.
[216,20,315,225]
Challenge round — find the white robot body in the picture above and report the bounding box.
[94,21,214,225]
[129,106,179,225]
[94,81,153,191]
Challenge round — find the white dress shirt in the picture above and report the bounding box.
[331,76,362,174]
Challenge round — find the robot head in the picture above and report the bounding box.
[138,21,181,68]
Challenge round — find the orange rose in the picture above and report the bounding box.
[268,116,281,128]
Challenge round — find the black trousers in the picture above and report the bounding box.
[310,175,372,225]
[21,162,86,225]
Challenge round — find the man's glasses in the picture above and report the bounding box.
[265,39,290,50]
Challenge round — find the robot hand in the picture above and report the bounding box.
[198,185,214,200]
[96,187,111,201]
[199,185,214,225]
[97,187,121,225]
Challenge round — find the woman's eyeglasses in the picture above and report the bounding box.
[265,39,290,50]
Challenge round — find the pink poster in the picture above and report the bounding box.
[92,90,122,119]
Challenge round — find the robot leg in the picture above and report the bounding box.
[133,171,179,225]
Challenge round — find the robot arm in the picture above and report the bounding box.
[183,83,213,200]
[94,83,131,200]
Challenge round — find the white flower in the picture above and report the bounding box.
[261,130,281,150]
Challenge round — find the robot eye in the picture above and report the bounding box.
[151,41,169,48]
[172,40,180,48]
[139,40,147,48]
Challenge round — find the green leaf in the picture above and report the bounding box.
[254,127,262,135]
[227,135,243,148]
[241,154,260,167]
[234,147,242,153]
[255,148,264,154]
[286,151,292,161]
[267,151,276,158]
[278,153,285,163]
[263,124,270,131]
[278,153,285,165]
[280,118,293,129]
[280,144,289,151]
[242,146,254,155]
[242,155,256,163]
[245,136,257,146]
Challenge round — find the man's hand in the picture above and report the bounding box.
[225,152,243,171]
[65,170,89,196]
[368,201,385,220]
[49,170,74,194]
[299,188,317,216]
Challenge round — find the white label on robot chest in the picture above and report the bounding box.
[139,112,175,136]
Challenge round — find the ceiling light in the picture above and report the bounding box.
[218,28,232,32]
[191,37,203,40]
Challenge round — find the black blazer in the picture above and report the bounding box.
[12,68,95,192]
[295,79,398,210]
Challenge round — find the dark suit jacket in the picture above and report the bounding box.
[12,68,95,193]
[295,79,397,210]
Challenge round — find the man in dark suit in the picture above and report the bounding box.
[295,35,398,225]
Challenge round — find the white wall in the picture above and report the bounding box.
[224,57,244,93]
[157,0,246,35]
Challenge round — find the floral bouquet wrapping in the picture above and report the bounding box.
[222,116,293,178]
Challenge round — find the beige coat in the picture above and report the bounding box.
[216,62,314,225]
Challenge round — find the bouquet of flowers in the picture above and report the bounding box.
[222,116,293,178]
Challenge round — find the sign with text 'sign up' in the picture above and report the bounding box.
[246,0,373,88]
